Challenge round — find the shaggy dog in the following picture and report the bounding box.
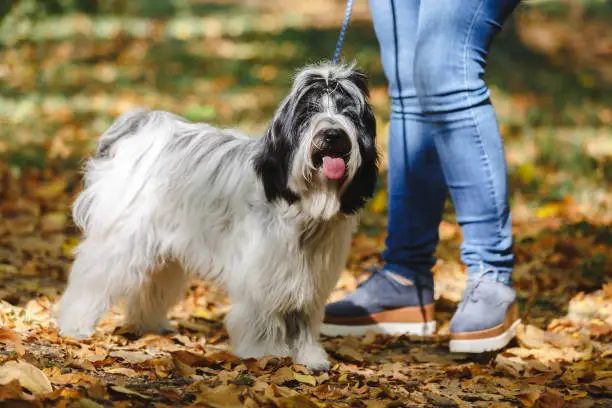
[58,62,378,370]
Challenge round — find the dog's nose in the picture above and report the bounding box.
[322,128,347,145]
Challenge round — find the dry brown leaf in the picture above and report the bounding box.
[193,384,242,407]
[0,360,53,395]
[335,345,362,363]
[171,350,212,367]
[517,324,566,349]
[105,367,138,377]
[533,390,565,408]
[0,328,25,356]
[109,350,154,364]
[207,350,241,363]
[424,391,459,407]
[109,385,152,400]
[276,394,320,407]
[586,378,612,396]
[258,355,280,371]
[49,372,101,386]
[0,379,25,401]
[516,390,542,408]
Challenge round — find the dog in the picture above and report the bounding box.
[57,62,378,370]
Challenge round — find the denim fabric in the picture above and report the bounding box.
[369,0,521,285]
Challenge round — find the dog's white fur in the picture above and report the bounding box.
[58,63,377,370]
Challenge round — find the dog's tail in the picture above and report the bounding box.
[95,108,151,158]
[74,108,168,232]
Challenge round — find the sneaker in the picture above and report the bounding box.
[321,268,436,336]
[449,270,520,353]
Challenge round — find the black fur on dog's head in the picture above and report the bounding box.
[253,62,378,218]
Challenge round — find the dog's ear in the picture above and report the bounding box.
[253,114,299,205]
[340,101,379,214]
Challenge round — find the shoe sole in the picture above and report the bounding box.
[320,321,437,337]
[449,318,521,353]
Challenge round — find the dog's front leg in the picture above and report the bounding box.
[226,300,293,360]
[289,309,331,371]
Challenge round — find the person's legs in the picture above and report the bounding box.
[413,0,521,352]
[322,0,445,337]
[376,1,447,285]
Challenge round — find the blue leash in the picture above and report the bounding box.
[332,0,355,64]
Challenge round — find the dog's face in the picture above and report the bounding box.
[254,62,378,220]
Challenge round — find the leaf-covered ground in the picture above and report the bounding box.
[1,0,612,407]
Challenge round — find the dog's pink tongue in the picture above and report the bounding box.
[322,156,345,180]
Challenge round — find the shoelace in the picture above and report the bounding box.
[461,263,505,309]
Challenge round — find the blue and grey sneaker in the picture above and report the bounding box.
[321,268,436,337]
[449,270,520,353]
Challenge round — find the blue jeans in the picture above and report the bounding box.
[369,0,520,285]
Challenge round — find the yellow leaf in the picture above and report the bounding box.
[62,236,80,256]
[270,366,295,384]
[516,163,536,184]
[293,372,317,386]
[369,189,387,214]
[535,202,563,218]
[516,391,541,408]
[34,178,67,200]
[0,360,53,395]
[564,390,588,401]
[192,308,216,320]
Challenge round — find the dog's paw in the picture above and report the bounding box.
[121,319,176,337]
[59,327,94,340]
[295,345,330,371]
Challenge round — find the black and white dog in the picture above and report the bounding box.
[58,62,378,370]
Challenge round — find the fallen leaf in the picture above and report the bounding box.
[335,345,362,363]
[0,328,25,356]
[533,390,564,408]
[109,350,154,364]
[193,384,242,407]
[0,380,24,401]
[109,385,152,400]
[0,360,53,395]
[78,398,105,408]
[258,355,280,371]
[105,367,138,377]
[192,308,216,320]
[270,366,296,384]
[171,350,212,367]
[517,391,542,408]
[586,378,612,396]
[49,373,101,386]
[424,391,459,407]
[294,372,317,386]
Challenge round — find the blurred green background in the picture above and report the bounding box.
[1,0,611,223]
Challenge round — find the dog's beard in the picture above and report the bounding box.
[288,120,359,220]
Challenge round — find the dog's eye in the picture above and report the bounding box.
[341,108,359,117]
